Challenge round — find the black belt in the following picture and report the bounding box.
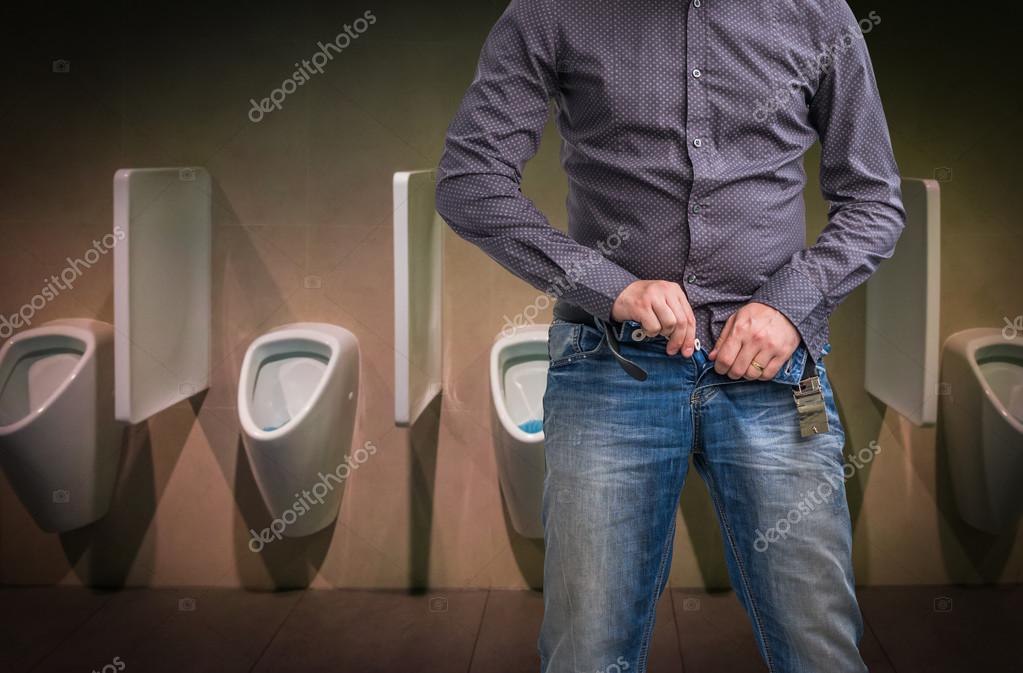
[552,301,649,381]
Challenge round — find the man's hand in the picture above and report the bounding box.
[709,302,800,381]
[612,280,697,357]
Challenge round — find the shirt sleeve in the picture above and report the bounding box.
[752,3,906,358]
[434,0,638,321]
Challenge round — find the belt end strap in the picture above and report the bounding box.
[598,319,649,381]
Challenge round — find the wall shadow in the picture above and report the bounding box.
[61,416,169,587]
[934,409,1016,582]
[408,394,442,591]
[230,436,334,590]
[500,486,545,590]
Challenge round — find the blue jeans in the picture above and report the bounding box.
[539,318,866,673]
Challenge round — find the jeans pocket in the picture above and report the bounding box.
[548,321,605,368]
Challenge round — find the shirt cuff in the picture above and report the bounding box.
[750,265,831,361]
[564,258,638,321]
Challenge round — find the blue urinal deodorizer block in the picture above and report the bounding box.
[518,418,543,434]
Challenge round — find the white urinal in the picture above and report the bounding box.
[0,319,125,532]
[238,322,359,538]
[942,328,1023,532]
[490,324,550,538]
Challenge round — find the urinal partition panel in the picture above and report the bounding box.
[113,167,211,424]
[865,178,940,426]
[393,170,443,427]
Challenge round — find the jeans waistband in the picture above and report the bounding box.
[552,301,649,381]
[552,300,812,386]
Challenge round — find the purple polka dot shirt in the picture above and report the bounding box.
[435,0,905,363]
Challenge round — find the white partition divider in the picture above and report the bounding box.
[393,170,443,427]
[113,167,212,424]
[864,178,941,426]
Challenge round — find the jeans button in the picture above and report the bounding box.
[630,329,645,342]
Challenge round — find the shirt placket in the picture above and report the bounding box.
[683,0,711,350]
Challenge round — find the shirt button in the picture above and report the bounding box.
[693,0,701,6]
[686,274,698,284]
[692,68,702,78]
[692,138,702,148]
[691,204,701,214]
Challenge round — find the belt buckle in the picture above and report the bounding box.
[793,376,829,437]
[795,376,821,396]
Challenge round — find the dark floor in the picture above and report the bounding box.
[0,584,1019,672]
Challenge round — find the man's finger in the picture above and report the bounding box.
[678,297,697,356]
[709,313,735,360]
[651,297,677,337]
[727,342,759,380]
[713,323,743,375]
[757,353,786,381]
[634,303,661,336]
[665,295,691,355]
[739,347,775,381]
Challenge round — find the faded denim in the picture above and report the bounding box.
[539,318,865,673]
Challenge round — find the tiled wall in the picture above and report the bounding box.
[1,1,1020,589]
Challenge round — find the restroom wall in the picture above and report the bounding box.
[0,0,1020,589]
